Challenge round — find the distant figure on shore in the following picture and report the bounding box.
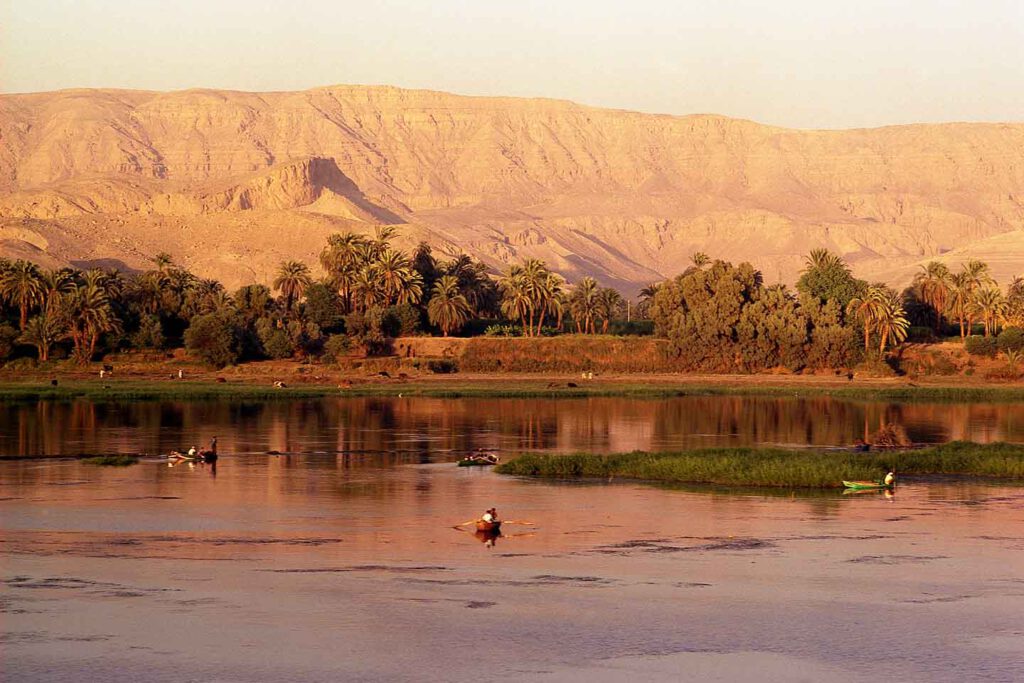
[178,369,183,379]
[99,369,105,379]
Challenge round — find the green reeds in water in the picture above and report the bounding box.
[82,455,139,466]
[495,441,1024,488]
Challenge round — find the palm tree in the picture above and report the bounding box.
[152,252,175,273]
[972,287,1008,337]
[596,287,623,334]
[914,261,951,332]
[846,287,887,352]
[427,275,472,337]
[64,283,121,363]
[875,290,911,354]
[533,272,564,335]
[691,252,710,269]
[274,261,312,313]
[372,249,416,306]
[40,269,76,314]
[946,272,972,339]
[570,277,600,334]
[803,248,848,275]
[960,260,994,336]
[352,268,385,313]
[320,232,369,312]
[499,267,532,335]
[18,310,64,361]
[0,260,46,330]
[131,271,167,316]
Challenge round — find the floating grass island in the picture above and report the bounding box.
[495,442,1024,489]
[82,455,140,466]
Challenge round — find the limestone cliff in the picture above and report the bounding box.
[1,85,1022,290]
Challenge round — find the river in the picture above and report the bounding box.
[2,396,1023,681]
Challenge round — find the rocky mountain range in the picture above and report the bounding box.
[1,85,1022,292]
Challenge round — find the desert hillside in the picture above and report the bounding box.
[1,85,1022,291]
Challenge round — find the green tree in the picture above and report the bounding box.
[274,260,312,313]
[846,287,887,352]
[185,312,242,368]
[0,260,45,330]
[796,249,866,311]
[303,282,345,332]
[64,283,121,363]
[18,310,65,361]
[427,275,472,336]
[972,287,1008,337]
[736,286,809,371]
[913,261,951,332]
[569,277,600,334]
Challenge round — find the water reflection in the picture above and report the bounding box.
[1,396,1023,459]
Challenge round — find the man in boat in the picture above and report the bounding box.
[884,471,895,486]
[187,446,197,458]
[199,436,218,463]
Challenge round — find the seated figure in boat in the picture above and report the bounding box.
[884,471,895,486]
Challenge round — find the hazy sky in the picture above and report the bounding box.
[3,0,1022,129]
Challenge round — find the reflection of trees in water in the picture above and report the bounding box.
[2,398,1023,463]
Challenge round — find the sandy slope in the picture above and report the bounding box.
[1,85,1022,290]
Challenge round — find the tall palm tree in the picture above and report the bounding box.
[570,277,600,334]
[960,260,994,336]
[152,252,175,273]
[596,287,623,334]
[352,268,385,313]
[64,283,121,363]
[803,248,847,274]
[914,261,951,332]
[40,269,76,314]
[18,309,64,361]
[972,287,1008,337]
[499,267,532,335]
[875,290,911,354]
[532,272,564,335]
[945,273,972,339]
[372,249,415,306]
[846,287,887,352]
[131,271,167,316]
[0,260,46,330]
[691,252,710,269]
[320,232,368,312]
[427,275,472,337]
[273,261,312,313]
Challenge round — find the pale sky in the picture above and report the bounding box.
[2,0,1022,129]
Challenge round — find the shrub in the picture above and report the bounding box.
[965,336,998,358]
[427,359,459,374]
[0,323,19,361]
[130,314,165,350]
[997,327,1024,354]
[302,283,345,332]
[906,326,938,343]
[607,320,655,336]
[386,304,421,337]
[184,312,242,368]
[484,324,520,337]
[321,334,352,364]
[344,308,392,356]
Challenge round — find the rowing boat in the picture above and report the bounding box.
[458,454,499,467]
[475,519,502,533]
[842,480,893,490]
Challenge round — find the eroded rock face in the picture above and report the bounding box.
[1,85,1022,290]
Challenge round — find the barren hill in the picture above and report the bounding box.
[1,85,1022,291]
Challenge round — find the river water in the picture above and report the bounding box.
[2,396,1023,681]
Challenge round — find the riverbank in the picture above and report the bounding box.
[495,442,1024,488]
[2,375,1024,402]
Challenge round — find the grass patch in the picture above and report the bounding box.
[495,441,1024,488]
[0,380,1023,403]
[82,455,139,467]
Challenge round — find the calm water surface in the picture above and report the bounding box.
[2,396,1023,682]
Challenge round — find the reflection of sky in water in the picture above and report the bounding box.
[1,397,1023,458]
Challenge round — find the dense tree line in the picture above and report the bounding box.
[0,235,1020,372]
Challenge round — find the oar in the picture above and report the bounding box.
[498,520,535,525]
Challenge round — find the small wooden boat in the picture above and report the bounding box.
[842,480,893,490]
[458,453,499,467]
[475,519,502,533]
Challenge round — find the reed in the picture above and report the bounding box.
[495,442,1024,488]
[82,455,139,466]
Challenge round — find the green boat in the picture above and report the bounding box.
[842,480,893,490]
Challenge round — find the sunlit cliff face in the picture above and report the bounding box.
[2,86,1023,293]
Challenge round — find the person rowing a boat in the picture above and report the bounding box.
[481,508,498,524]
[884,471,895,487]
[199,436,218,463]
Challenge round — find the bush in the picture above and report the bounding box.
[607,320,655,336]
[484,324,520,337]
[997,327,1024,354]
[906,326,938,343]
[386,304,421,337]
[426,359,459,374]
[344,308,392,356]
[129,314,165,350]
[0,323,19,361]
[185,312,242,368]
[302,283,345,333]
[321,334,352,364]
[965,336,998,358]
